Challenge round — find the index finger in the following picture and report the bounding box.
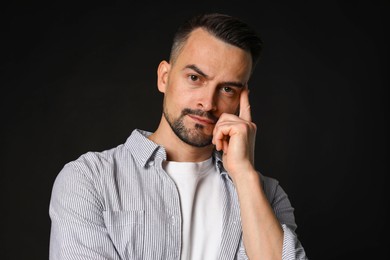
[238,86,252,122]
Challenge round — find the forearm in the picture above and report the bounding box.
[234,169,283,260]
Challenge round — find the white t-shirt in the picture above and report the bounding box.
[163,157,223,260]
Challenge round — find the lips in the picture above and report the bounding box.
[188,115,216,125]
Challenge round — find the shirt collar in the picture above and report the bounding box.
[124,129,167,168]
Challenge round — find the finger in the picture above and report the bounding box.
[239,87,252,122]
[212,126,224,151]
[213,123,234,151]
[217,112,242,122]
[223,138,229,154]
[216,138,223,151]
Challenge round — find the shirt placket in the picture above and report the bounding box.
[219,173,243,260]
[156,156,182,260]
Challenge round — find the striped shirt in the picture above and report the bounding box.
[49,129,308,260]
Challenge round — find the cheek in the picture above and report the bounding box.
[170,88,199,109]
[165,88,191,112]
[167,79,191,98]
[218,98,240,115]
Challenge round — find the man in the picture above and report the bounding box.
[49,13,308,260]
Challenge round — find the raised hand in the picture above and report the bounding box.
[212,87,257,182]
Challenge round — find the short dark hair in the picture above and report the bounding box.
[170,13,263,72]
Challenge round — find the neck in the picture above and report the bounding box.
[148,115,214,162]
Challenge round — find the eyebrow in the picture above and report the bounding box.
[184,64,246,88]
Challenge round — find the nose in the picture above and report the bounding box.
[197,87,217,112]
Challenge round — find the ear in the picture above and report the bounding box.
[157,60,170,93]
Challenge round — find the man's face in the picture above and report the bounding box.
[158,28,252,147]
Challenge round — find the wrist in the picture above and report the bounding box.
[230,166,260,187]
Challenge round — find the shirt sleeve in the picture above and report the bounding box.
[49,162,121,260]
[262,175,309,260]
[282,224,308,260]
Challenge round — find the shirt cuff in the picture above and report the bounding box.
[282,224,308,260]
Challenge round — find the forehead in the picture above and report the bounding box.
[174,28,252,81]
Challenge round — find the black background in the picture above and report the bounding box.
[2,0,388,259]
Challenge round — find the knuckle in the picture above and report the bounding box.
[251,122,257,131]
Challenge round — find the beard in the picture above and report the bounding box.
[163,107,218,147]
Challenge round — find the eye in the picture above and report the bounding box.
[219,86,238,97]
[222,87,233,93]
[189,74,199,81]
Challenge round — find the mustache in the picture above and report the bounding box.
[181,108,219,123]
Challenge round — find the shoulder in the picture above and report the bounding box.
[52,129,155,188]
[66,144,126,176]
[52,142,130,192]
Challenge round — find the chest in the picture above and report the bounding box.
[99,161,247,259]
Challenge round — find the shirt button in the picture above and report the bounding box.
[148,161,154,166]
